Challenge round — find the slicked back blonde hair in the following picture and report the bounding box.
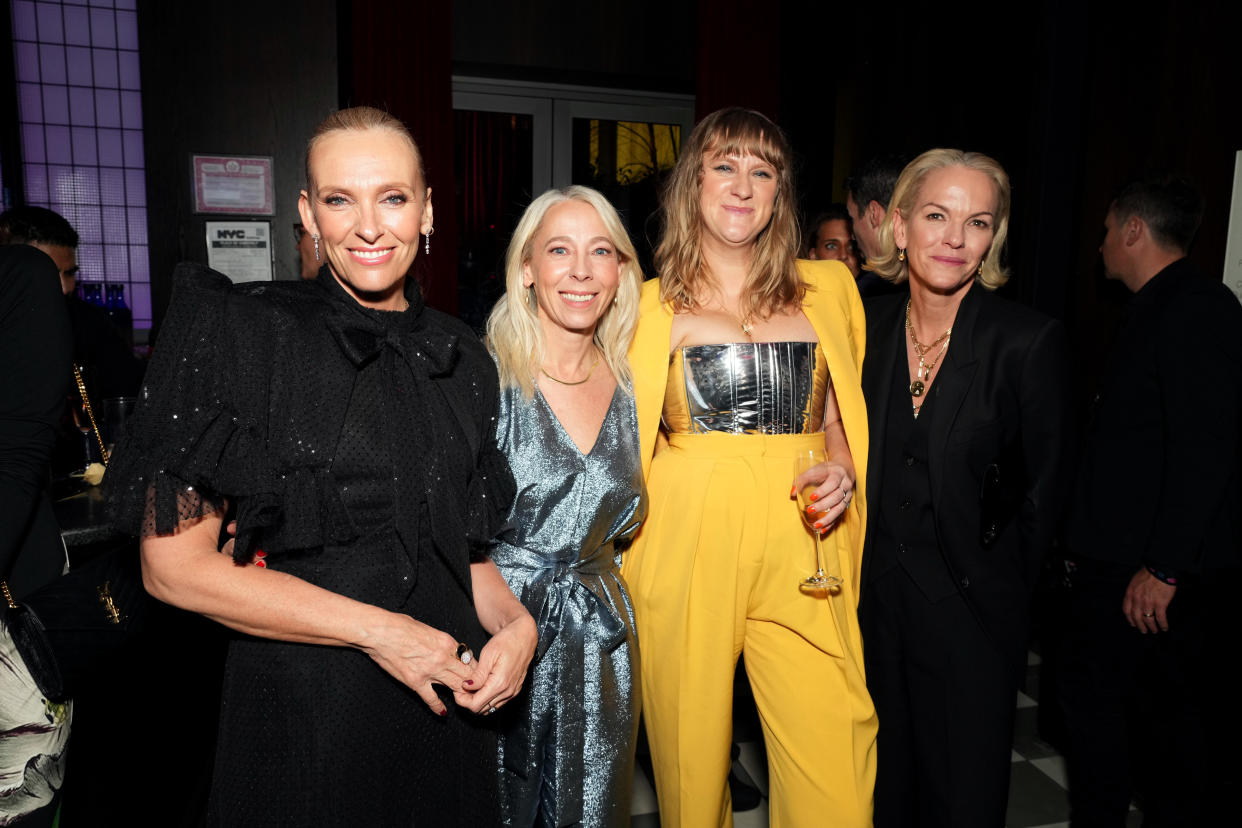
[656,107,804,317]
[870,148,1012,290]
[487,186,643,398]
[304,106,424,191]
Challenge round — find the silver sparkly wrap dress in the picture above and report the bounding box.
[491,381,647,828]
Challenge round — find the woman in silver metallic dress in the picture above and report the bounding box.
[624,107,876,827]
[485,186,647,827]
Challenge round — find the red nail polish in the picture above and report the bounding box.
[255,559,267,568]
[255,550,267,558]
[439,709,448,717]
[464,679,474,686]
[809,493,819,502]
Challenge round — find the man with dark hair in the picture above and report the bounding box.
[0,206,81,296]
[1059,175,1241,827]
[845,154,906,297]
[0,205,142,402]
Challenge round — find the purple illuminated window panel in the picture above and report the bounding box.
[126,207,147,245]
[12,2,36,40]
[95,89,120,128]
[72,127,97,165]
[41,84,69,124]
[63,6,90,46]
[124,168,145,206]
[46,126,72,163]
[118,51,139,90]
[99,167,125,204]
[18,82,43,122]
[89,9,115,48]
[39,44,67,84]
[96,128,122,165]
[35,1,62,41]
[15,42,41,82]
[22,163,49,202]
[66,45,93,85]
[21,126,46,164]
[121,130,142,167]
[92,48,118,87]
[15,0,152,329]
[69,86,94,122]
[120,90,141,129]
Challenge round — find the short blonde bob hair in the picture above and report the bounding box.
[487,186,643,397]
[656,107,804,319]
[869,148,1012,290]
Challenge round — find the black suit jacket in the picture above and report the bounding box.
[1,246,73,598]
[861,284,1072,656]
[1068,258,1242,575]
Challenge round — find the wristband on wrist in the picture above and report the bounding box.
[1146,565,1178,586]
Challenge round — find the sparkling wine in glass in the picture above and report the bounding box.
[794,451,844,590]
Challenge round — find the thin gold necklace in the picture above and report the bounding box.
[541,353,600,386]
[905,299,952,399]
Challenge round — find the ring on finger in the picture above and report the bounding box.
[1142,612,1155,618]
[456,643,474,665]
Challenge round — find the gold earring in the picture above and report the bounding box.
[897,248,906,262]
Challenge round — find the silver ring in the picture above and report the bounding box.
[456,643,474,665]
[488,706,498,715]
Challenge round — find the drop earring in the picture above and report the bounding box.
[897,248,906,262]
[425,226,434,255]
[313,234,320,261]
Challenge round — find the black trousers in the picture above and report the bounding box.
[860,564,1021,828]
[1057,558,1239,828]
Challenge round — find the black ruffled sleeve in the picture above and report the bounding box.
[106,265,272,539]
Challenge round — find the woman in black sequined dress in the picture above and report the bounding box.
[107,107,537,826]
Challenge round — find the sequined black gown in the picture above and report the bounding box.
[107,264,514,826]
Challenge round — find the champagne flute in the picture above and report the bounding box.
[794,450,844,590]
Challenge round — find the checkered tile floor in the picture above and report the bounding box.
[629,652,1143,827]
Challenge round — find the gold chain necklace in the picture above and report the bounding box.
[905,299,952,399]
[541,353,600,386]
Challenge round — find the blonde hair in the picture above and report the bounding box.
[655,107,804,318]
[304,106,423,191]
[486,186,643,397]
[870,148,1012,290]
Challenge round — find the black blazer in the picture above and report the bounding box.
[861,284,1071,656]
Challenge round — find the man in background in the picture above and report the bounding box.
[845,153,907,297]
[804,204,860,277]
[1059,175,1242,827]
[0,206,143,401]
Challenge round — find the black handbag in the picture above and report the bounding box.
[2,542,149,703]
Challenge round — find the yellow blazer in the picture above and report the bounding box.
[627,258,870,598]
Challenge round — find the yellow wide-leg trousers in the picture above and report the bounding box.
[624,432,876,828]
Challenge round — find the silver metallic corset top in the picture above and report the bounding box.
[662,341,828,435]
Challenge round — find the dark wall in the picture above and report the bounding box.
[138,0,338,333]
[451,0,695,92]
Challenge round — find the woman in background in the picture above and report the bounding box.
[625,107,876,827]
[486,185,646,828]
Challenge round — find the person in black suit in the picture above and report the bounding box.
[1058,175,1242,827]
[0,245,74,827]
[857,149,1072,828]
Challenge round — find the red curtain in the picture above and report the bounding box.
[344,0,458,314]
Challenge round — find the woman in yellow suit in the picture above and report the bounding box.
[624,107,876,827]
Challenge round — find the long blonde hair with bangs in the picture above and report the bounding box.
[656,107,804,318]
[869,148,1012,290]
[486,186,643,398]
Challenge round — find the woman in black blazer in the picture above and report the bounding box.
[857,149,1071,828]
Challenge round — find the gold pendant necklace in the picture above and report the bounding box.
[905,299,952,398]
